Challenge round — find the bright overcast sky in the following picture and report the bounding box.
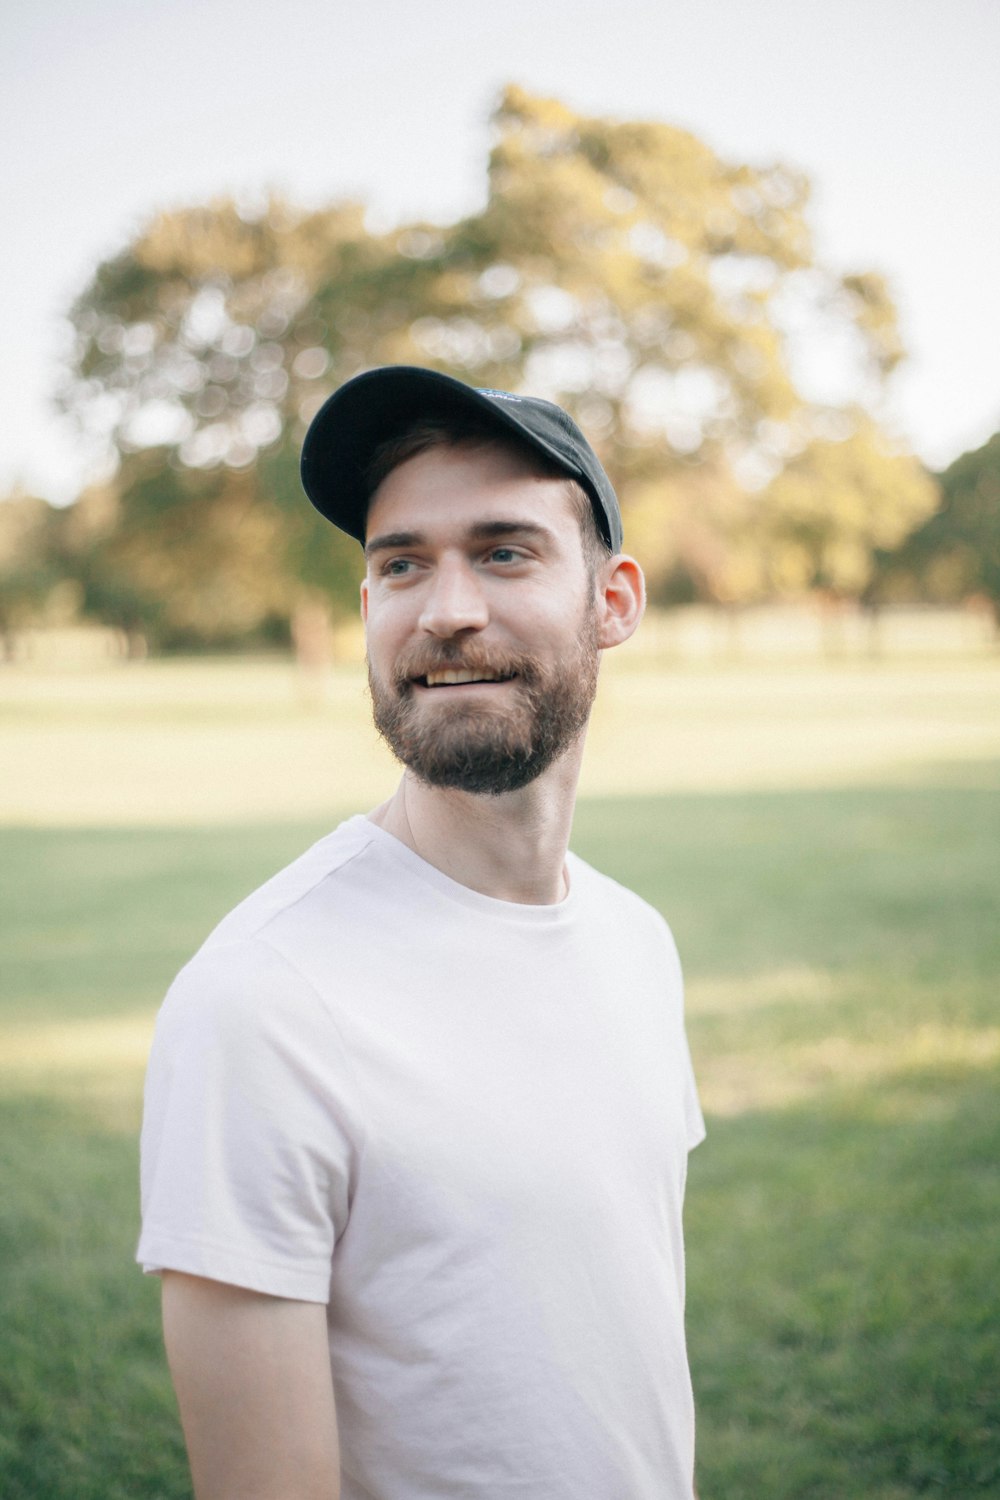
[2,0,997,502]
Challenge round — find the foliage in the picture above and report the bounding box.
[749,415,939,601]
[67,448,358,652]
[873,429,1000,622]
[57,86,937,632]
[0,495,80,647]
[58,196,372,645]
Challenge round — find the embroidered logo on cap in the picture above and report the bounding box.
[477,389,522,402]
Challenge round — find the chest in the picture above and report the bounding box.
[330,927,690,1256]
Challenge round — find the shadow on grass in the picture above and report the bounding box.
[572,776,1000,989]
[686,1062,1000,1497]
[0,1094,189,1500]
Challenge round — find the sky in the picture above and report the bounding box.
[2,0,998,503]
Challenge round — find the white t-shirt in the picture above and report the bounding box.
[138,814,705,1499]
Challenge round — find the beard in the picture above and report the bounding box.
[368,610,601,796]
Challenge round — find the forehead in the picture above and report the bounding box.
[365,442,579,541]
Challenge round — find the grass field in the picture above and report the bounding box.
[1,655,998,1497]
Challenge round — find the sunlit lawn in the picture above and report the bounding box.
[1,656,998,1497]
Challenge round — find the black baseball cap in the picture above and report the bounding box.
[300,365,623,553]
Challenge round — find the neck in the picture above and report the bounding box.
[368,742,584,904]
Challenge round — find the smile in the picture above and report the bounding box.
[418,670,517,688]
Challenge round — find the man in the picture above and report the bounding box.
[138,365,705,1500]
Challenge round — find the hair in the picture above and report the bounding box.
[363,414,613,574]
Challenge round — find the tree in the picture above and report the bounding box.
[873,430,1000,625]
[0,493,80,655]
[750,414,939,601]
[59,198,374,644]
[64,456,281,652]
[58,86,935,632]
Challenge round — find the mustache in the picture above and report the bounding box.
[390,641,540,689]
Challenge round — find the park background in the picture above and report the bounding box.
[2,2,999,1496]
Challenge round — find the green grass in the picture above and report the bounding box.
[1,672,999,1495]
[0,1097,190,1500]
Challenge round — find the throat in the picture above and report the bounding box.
[374,776,575,906]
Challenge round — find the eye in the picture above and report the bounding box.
[486,546,520,565]
[382,558,413,577]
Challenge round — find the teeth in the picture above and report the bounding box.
[425,669,508,687]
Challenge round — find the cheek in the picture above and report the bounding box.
[530,594,592,642]
[363,605,407,673]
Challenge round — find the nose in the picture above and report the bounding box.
[418,555,490,638]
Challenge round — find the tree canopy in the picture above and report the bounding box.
[873,429,1000,623]
[57,85,938,643]
[0,493,85,652]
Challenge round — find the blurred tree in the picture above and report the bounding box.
[752,414,938,600]
[64,456,284,653]
[396,87,933,603]
[58,86,935,632]
[64,446,360,654]
[58,197,371,646]
[0,493,80,656]
[872,430,1000,626]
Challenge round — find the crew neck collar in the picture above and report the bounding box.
[345,814,578,923]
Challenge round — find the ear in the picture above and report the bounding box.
[595,554,645,650]
[360,577,369,624]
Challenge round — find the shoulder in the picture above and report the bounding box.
[567,850,678,947]
[149,938,330,1108]
[566,852,684,997]
[153,815,400,1066]
[198,815,383,953]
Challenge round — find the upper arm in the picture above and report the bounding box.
[161,1271,339,1500]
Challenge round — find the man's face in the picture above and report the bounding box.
[361,442,602,795]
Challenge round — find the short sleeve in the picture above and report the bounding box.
[137,937,363,1302]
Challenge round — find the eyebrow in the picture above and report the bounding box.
[364,530,424,559]
[364,519,557,559]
